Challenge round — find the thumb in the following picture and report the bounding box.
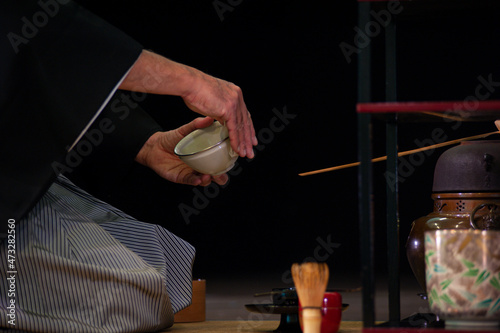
[177,117,214,138]
[181,172,213,186]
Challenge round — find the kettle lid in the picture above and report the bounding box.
[433,140,500,193]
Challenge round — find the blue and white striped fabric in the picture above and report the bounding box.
[0,175,195,332]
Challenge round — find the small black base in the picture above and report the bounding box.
[376,313,444,328]
[274,313,301,332]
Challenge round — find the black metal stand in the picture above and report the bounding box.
[357,0,401,327]
[357,0,375,328]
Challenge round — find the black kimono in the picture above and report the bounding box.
[0,1,195,331]
[0,0,156,233]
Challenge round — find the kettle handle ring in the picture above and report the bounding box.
[470,202,499,229]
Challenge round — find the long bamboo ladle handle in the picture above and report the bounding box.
[298,131,499,177]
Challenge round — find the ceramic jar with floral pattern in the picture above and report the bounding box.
[425,229,500,328]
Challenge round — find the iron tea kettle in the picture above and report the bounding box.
[406,139,500,291]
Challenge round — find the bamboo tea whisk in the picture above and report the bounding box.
[292,262,329,333]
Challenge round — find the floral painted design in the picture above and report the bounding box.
[425,230,500,322]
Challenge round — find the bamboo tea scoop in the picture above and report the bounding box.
[291,262,329,333]
[299,130,499,177]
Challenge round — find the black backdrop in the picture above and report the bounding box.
[71,0,500,286]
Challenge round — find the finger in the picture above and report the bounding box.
[186,173,218,187]
[238,104,247,157]
[198,174,213,187]
[186,175,203,186]
[225,117,243,157]
[243,109,257,159]
[218,87,245,157]
[212,173,229,186]
[233,90,256,157]
[169,167,201,186]
[195,116,215,129]
[236,105,254,159]
[248,111,258,146]
[238,117,249,158]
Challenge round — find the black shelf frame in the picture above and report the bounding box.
[357,0,400,327]
[356,0,500,329]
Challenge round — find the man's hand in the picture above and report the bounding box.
[181,68,257,159]
[120,50,258,159]
[135,117,229,186]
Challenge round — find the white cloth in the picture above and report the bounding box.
[0,175,195,332]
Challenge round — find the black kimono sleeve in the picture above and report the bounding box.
[67,90,163,198]
[0,0,144,234]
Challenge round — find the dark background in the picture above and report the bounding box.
[73,0,500,288]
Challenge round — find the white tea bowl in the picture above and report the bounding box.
[174,121,238,175]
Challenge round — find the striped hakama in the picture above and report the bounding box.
[0,175,195,332]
